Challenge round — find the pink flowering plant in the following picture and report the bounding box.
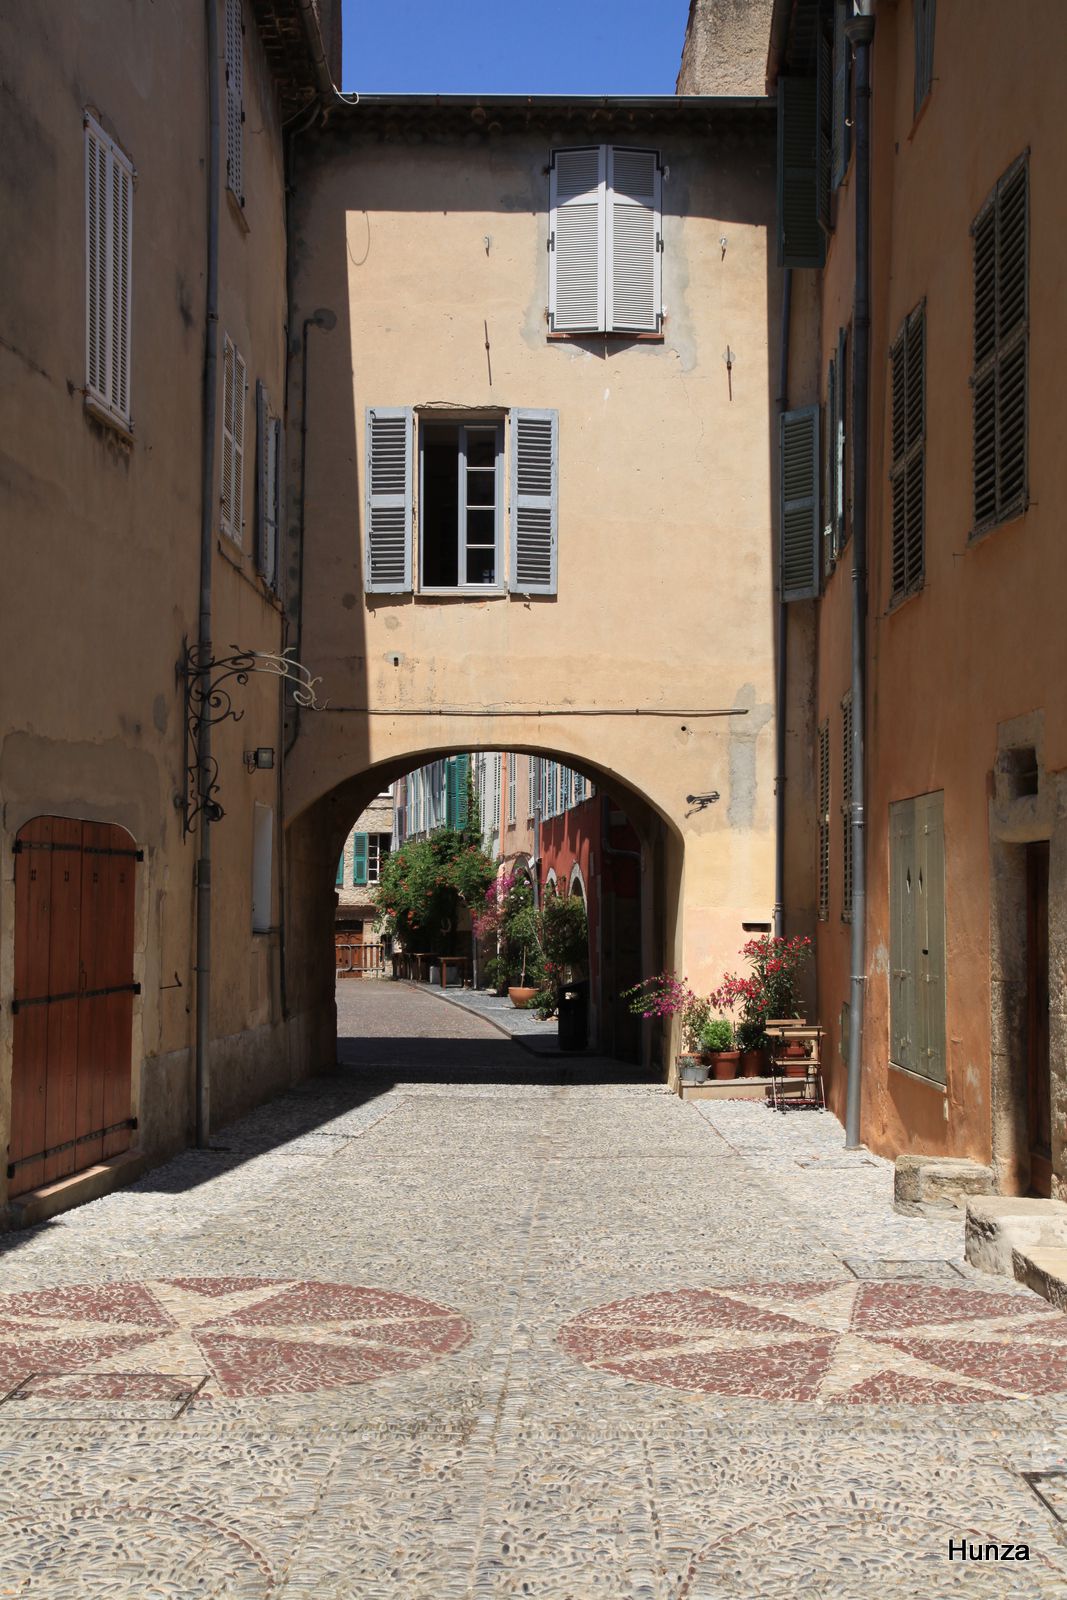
[621,972,712,1055]
[709,935,813,1052]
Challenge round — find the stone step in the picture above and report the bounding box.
[965,1196,1067,1309]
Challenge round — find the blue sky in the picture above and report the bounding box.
[340,1,692,95]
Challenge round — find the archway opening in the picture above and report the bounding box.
[284,741,683,1081]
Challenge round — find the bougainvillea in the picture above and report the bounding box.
[620,973,712,1054]
[709,935,813,1051]
[372,827,496,946]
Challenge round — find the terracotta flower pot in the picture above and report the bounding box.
[508,986,538,1008]
[710,1049,741,1080]
[740,1049,768,1077]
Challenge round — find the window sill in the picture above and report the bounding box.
[886,580,924,617]
[547,330,664,343]
[84,394,134,445]
[888,1057,946,1093]
[417,586,508,599]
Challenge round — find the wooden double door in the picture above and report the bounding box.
[10,817,138,1197]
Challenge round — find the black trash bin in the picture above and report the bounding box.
[557,979,589,1052]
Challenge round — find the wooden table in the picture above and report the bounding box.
[438,955,470,989]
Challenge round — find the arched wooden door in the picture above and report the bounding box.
[10,817,138,1197]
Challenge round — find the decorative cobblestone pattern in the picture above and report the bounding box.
[0,984,1065,1597]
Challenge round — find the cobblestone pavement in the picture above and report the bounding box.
[1,982,1066,1597]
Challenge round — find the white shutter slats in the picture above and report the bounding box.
[510,410,558,595]
[220,336,245,543]
[84,116,133,429]
[550,147,604,333]
[255,381,279,585]
[365,407,413,593]
[233,347,246,540]
[607,147,660,333]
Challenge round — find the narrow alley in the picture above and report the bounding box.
[0,982,1065,1597]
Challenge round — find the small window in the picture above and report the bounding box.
[252,804,273,931]
[914,0,936,117]
[971,156,1028,537]
[84,114,134,431]
[890,304,926,602]
[221,335,247,544]
[367,834,389,884]
[225,0,244,205]
[548,146,662,335]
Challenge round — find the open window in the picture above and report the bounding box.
[420,420,503,589]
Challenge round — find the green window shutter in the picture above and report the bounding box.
[780,405,820,601]
[831,0,851,191]
[972,158,1028,536]
[917,792,947,1086]
[352,833,368,887]
[364,406,413,593]
[336,853,344,887]
[816,28,833,234]
[841,692,854,922]
[446,758,459,829]
[777,78,825,268]
[889,799,917,1074]
[817,720,830,921]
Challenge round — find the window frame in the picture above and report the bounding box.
[416,415,505,594]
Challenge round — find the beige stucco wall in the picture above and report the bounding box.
[677,0,777,96]
[283,107,783,1073]
[806,0,1067,1191]
[0,0,293,1206]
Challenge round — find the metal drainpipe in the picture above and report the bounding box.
[194,0,222,1146]
[844,11,875,1148]
[774,267,793,940]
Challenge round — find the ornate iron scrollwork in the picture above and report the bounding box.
[179,643,323,833]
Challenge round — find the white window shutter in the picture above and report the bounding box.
[85,115,133,428]
[221,337,236,538]
[509,409,558,596]
[364,407,413,593]
[780,405,820,601]
[225,0,243,203]
[549,147,604,333]
[607,147,661,333]
[271,416,284,590]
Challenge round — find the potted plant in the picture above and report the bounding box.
[711,935,813,1078]
[699,1018,739,1079]
[735,1016,769,1077]
[622,973,711,1084]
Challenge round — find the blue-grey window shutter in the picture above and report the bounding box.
[816,31,833,234]
[606,147,661,333]
[510,409,558,595]
[834,325,848,555]
[549,147,605,333]
[364,406,413,594]
[777,79,825,268]
[780,405,820,601]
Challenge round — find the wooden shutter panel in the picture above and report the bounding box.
[831,0,851,191]
[225,0,243,203]
[85,117,133,428]
[221,337,237,539]
[780,405,820,601]
[890,306,925,601]
[111,157,132,423]
[255,381,279,584]
[607,147,661,333]
[550,147,604,333]
[822,356,835,578]
[917,793,947,1086]
[233,347,246,542]
[777,78,825,268]
[914,0,936,116]
[834,325,847,554]
[510,409,558,595]
[364,407,413,593]
[841,692,854,922]
[817,719,830,920]
[972,159,1027,534]
[86,124,107,402]
[352,833,368,886]
[336,853,344,887]
[529,759,537,818]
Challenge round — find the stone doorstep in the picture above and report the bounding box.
[894,1153,994,1208]
[965,1195,1067,1309]
[2,1150,148,1232]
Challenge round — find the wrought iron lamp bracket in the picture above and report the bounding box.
[179,642,323,833]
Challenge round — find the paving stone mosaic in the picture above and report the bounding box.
[0,981,1065,1596]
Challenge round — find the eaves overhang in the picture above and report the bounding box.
[324,92,775,138]
[250,0,335,121]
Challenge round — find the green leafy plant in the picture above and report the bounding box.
[698,1017,734,1054]
[373,826,496,948]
